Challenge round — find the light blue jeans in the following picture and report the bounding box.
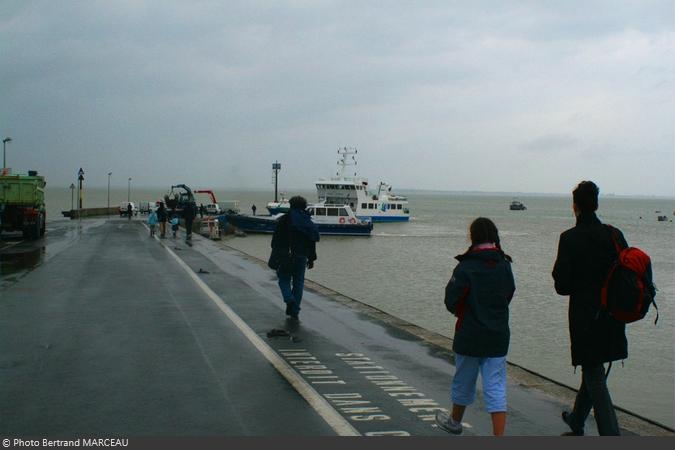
[277,256,308,316]
[451,354,507,413]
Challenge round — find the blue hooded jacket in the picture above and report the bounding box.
[271,208,319,261]
[445,247,515,357]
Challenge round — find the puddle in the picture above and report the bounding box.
[0,246,45,276]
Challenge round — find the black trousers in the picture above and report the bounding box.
[568,363,620,435]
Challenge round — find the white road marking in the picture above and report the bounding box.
[143,223,360,436]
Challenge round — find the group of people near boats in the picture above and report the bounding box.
[270,180,639,436]
[146,201,196,240]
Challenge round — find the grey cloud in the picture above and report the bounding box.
[522,134,580,154]
[1,1,673,195]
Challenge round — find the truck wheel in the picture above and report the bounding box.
[30,218,40,240]
[40,213,46,236]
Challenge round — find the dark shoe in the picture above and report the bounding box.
[267,329,290,338]
[290,313,299,320]
[435,410,462,435]
[561,411,584,436]
[285,303,293,316]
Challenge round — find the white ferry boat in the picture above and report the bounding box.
[315,147,410,222]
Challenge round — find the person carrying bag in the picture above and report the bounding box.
[269,196,319,320]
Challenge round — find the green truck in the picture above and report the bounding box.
[0,170,47,239]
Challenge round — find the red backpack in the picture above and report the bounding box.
[600,226,658,324]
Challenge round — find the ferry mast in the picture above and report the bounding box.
[336,146,358,178]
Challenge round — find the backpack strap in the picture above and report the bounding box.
[604,224,625,254]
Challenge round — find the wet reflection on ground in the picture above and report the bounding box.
[0,246,45,276]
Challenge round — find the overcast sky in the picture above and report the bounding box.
[1,1,673,195]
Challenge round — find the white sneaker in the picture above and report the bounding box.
[435,410,463,435]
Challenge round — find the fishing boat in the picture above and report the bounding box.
[222,204,373,236]
[509,199,527,211]
[315,147,410,222]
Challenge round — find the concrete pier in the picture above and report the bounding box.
[1,218,673,436]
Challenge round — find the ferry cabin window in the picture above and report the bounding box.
[316,208,326,216]
[368,203,374,209]
[327,208,338,216]
[361,203,367,209]
[349,203,354,208]
[397,204,402,209]
[339,208,349,216]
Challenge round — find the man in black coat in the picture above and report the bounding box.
[552,180,627,436]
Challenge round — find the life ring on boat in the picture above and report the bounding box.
[339,217,346,224]
[349,218,356,224]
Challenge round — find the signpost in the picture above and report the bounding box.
[272,161,281,203]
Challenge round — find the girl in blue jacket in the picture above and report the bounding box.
[147,210,158,237]
[436,217,515,436]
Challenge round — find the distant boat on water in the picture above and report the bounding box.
[509,199,527,211]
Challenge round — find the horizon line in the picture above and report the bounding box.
[44,185,675,199]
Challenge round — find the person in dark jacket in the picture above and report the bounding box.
[156,202,168,238]
[183,201,197,241]
[270,196,319,320]
[553,180,627,436]
[436,217,515,436]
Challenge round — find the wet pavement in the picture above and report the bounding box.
[1,218,673,436]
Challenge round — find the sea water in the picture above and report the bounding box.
[46,186,675,428]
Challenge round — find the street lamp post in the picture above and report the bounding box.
[2,137,12,170]
[78,168,85,210]
[69,183,75,211]
[107,172,112,216]
[127,177,132,203]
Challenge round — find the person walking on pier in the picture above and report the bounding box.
[170,212,179,238]
[126,202,132,220]
[157,202,168,238]
[147,209,158,237]
[252,204,257,216]
[436,217,515,436]
[183,201,197,242]
[270,196,319,320]
[553,181,627,436]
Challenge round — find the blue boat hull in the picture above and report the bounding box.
[358,215,409,223]
[267,207,289,214]
[222,214,373,236]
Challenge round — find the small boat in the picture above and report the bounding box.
[266,194,290,214]
[509,199,527,211]
[222,204,373,236]
[657,215,668,222]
